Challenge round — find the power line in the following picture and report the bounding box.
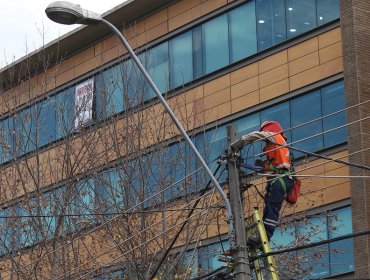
[55,98,368,276]
[149,164,223,280]
[0,167,207,277]
[180,190,219,280]
[2,99,364,227]
[213,209,369,277]
[285,140,369,171]
[242,148,369,189]
[34,167,221,280]
[1,98,367,277]
[3,189,218,279]
[191,266,231,280]
[74,201,220,280]
[256,173,370,179]
[4,142,358,276]
[244,99,369,150]
[54,197,222,280]
[246,116,370,171]
[251,229,370,261]
[3,96,365,210]
[0,206,224,219]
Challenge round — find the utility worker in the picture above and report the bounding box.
[231,121,293,243]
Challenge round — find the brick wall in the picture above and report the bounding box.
[340,0,370,278]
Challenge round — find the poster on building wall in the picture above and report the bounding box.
[74,78,94,129]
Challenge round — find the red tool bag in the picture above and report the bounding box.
[286,177,301,205]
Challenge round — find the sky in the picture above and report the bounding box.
[0,0,127,69]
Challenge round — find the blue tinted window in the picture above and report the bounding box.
[297,216,328,243]
[145,152,162,206]
[297,216,330,279]
[96,170,125,215]
[0,208,14,254]
[286,0,317,38]
[169,31,193,88]
[291,91,323,157]
[74,179,96,227]
[229,2,257,62]
[328,207,354,275]
[164,143,194,199]
[273,207,353,279]
[41,188,64,237]
[183,249,198,278]
[145,42,169,99]
[16,204,39,248]
[208,241,229,271]
[234,113,261,141]
[194,126,227,186]
[199,241,229,275]
[143,149,181,205]
[195,125,227,173]
[0,118,14,164]
[256,0,287,50]
[203,14,229,74]
[153,141,197,200]
[321,81,346,147]
[317,0,340,26]
[193,26,203,79]
[177,141,198,194]
[56,88,75,138]
[126,160,145,208]
[125,58,148,105]
[38,98,57,147]
[15,108,36,156]
[206,126,228,165]
[271,226,295,250]
[95,65,124,119]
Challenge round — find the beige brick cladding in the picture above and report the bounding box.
[341,0,370,278]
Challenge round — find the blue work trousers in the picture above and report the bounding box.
[263,176,293,239]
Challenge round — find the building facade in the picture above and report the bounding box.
[0,0,367,279]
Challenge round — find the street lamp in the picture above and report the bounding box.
[45,0,236,265]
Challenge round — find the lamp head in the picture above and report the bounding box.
[45,1,102,25]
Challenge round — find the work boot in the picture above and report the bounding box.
[247,236,262,248]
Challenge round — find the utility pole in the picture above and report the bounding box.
[227,125,251,280]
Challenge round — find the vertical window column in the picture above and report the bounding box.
[286,0,317,38]
[169,31,193,89]
[256,0,287,51]
[229,1,257,62]
[202,14,229,74]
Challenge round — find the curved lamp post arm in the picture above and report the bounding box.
[45,0,236,249]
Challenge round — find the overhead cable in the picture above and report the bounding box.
[251,229,370,261]
[149,164,223,280]
[56,198,222,280]
[0,167,205,277]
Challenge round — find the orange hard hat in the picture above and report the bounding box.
[260,121,287,140]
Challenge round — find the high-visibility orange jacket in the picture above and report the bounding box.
[263,133,291,171]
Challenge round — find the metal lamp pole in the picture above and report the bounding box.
[45,0,236,248]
